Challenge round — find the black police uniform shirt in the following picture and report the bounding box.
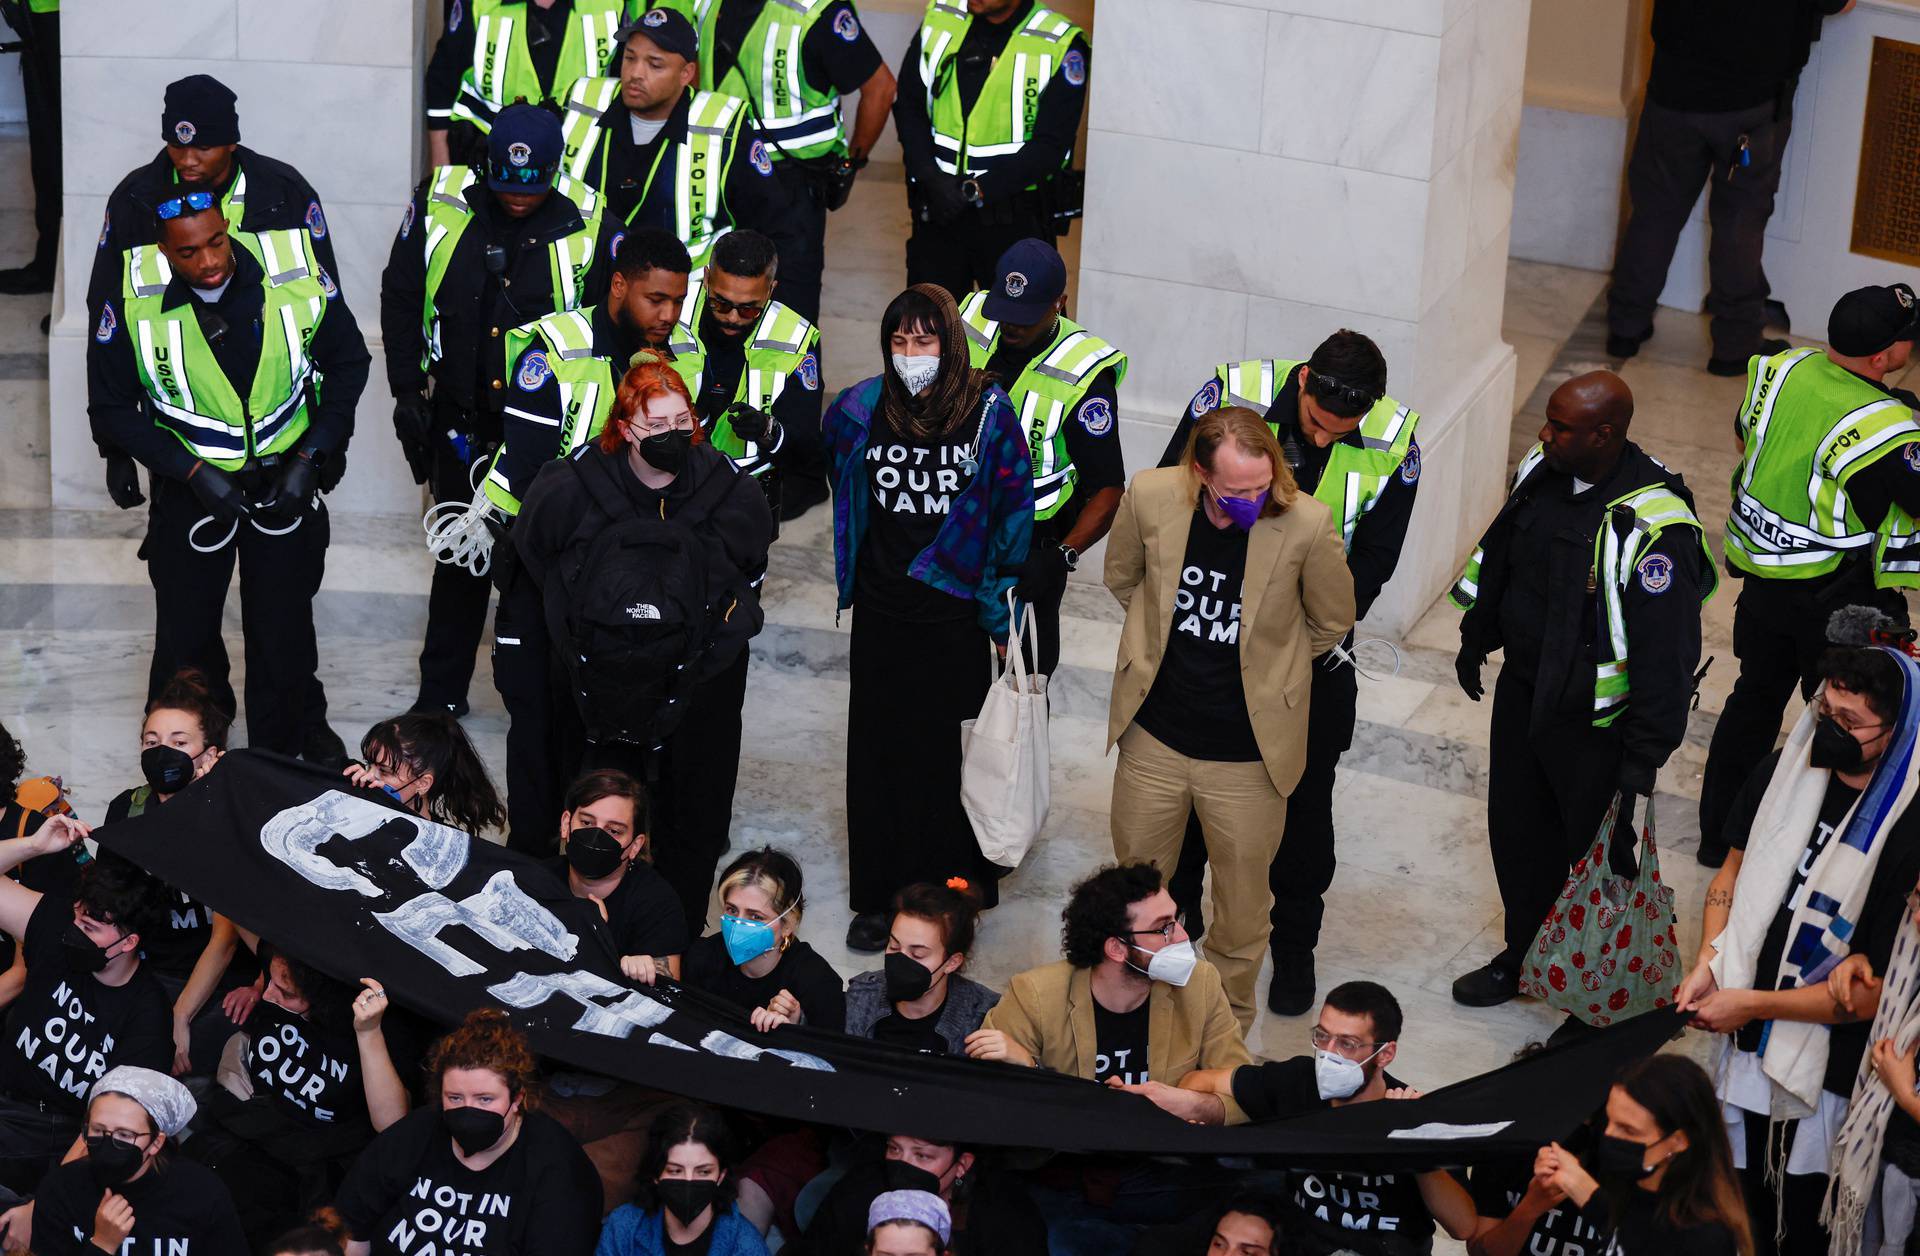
[0,896,171,1111]
[1466,1153,1603,1256]
[337,1106,603,1256]
[1574,1186,1736,1256]
[1647,0,1851,112]
[89,244,373,486]
[1724,747,1920,1096]
[1167,372,1420,620]
[423,0,573,130]
[32,1154,249,1256]
[87,145,344,314]
[495,304,645,510]
[894,0,1090,204]
[683,933,847,1030]
[1131,506,1260,762]
[1091,998,1149,1085]
[984,340,1124,543]
[709,0,883,121]
[380,178,610,422]
[692,304,823,436]
[1229,1057,1435,1255]
[854,421,980,623]
[542,855,690,960]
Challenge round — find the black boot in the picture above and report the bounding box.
[1267,950,1316,1016]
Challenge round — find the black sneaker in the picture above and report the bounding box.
[1451,961,1518,1008]
[1605,328,1653,360]
[1708,337,1790,378]
[1267,950,1316,1017]
[0,263,52,295]
[845,911,889,953]
[780,474,830,523]
[302,723,350,771]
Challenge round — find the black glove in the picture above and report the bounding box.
[1618,760,1657,798]
[104,453,145,510]
[1454,647,1485,702]
[725,402,780,448]
[1014,542,1071,603]
[922,175,969,225]
[392,394,433,485]
[185,461,250,523]
[255,450,320,525]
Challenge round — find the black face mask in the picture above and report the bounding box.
[1811,715,1870,773]
[85,1135,147,1188]
[140,744,196,794]
[1592,1134,1660,1181]
[565,826,627,880]
[639,428,692,474]
[883,1158,944,1195]
[443,1105,507,1156]
[884,950,939,1003]
[61,922,117,974]
[655,1177,720,1225]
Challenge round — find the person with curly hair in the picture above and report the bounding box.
[336,1008,601,1256]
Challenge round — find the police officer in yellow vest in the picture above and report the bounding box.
[1695,284,1920,868]
[491,228,693,856]
[424,0,629,167]
[379,105,607,719]
[85,188,371,762]
[1450,372,1708,1010]
[894,0,1090,299]
[0,0,59,297]
[663,228,820,537]
[1157,331,1419,1016]
[960,239,1124,676]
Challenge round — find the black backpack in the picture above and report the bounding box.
[545,453,729,751]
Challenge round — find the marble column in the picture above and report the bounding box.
[47,0,425,516]
[1077,0,1529,637]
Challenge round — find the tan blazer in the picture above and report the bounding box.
[1104,465,1356,795]
[979,958,1253,1123]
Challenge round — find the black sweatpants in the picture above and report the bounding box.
[1607,97,1790,361]
[905,196,1052,304]
[16,5,57,270]
[1739,1112,1829,1256]
[143,475,330,756]
[492,564,561,857]
[1169,655,1357,955]
[846,604,1000,914]
[1486,670,1622,972]
[417,428,493,711]
[1699,569,1907,853]
[648,649,753,935]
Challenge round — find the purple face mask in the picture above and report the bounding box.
[1210,485,1269,531]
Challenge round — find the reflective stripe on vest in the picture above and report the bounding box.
[918,2,1080,181]
[1449,445,1546,609]
[485,307,619,514]
[453,0,624,129]
[1724,347,1920,588]
[1214,358,1419,550]
[122,228,326,471]
[660,0,849,160]
[417,165,604,373]
[667,279,819,476]
[960,290,1128,520]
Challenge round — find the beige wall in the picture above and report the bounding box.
[1523,0,1646,116]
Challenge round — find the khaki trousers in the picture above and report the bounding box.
[1110,724,1288,1032]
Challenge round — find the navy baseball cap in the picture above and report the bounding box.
[163,75,239,149]
[487,104,562,193]
[1830,283,1920,358]
[983,238,1067,324]
[617,7,699,61]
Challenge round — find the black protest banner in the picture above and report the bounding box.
[94,751,1679,1160]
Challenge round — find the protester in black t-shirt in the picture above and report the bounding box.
[337,1008,601,1256]
[1463,1046,1603,1256]
[1131,1190,1288,1256]
[31,1064,246,1255]
[0,721,87,989]
[1531,1055,1747,1256]
[0,821,170,1193]
[845,880,999,1057]
[342,712,507,839]
[786,1133,1045,1256]
[550,769,688,984]
[684,848,845,1033]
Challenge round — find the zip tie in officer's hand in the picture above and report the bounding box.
[1326,636,1404,682]
[423,461,498,577]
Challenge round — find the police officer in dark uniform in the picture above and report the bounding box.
[87,190,370,761]
[1162,331,1420,1014]
[1450,371,1709,1008]
[380,104,607,718]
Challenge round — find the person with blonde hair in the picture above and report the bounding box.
[682,847,845,1032]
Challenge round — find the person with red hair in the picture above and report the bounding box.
[512,353,774,930]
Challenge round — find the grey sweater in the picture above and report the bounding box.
[843,971,1000,1056]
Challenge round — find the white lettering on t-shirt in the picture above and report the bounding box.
[866,442,966,516]
[251,1018,352,1122]
[384,1177,512,1254]
[15,981,113,1099]
[1296,1172,1405,1233]
[68,1233,196,1254]
[1173,563,1242,645]
[1094,1047,1146,1086]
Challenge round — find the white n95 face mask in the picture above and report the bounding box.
[1129,939,1197,987]
[891,353,940,396]
[1314,1044,1385,1101]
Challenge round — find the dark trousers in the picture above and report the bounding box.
[1486,670,1622,971]
[771,179,828,484]
[143,476,330,756]
[1740,1113,1829,1256]
[16,6,57,268]
[1169,657,1357,955]
[0,1092,77,1194]
[648,649,752,935]
[905,193,1052,303]
[493,565,562,857]
[417,429,494,710]
[1608,97,1790,360]
[1019,521,1070,678]
[1698,568,1906,852]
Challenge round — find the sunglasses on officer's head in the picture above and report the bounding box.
[489,161,557,188]
[155,191,217,221]
[1306,370,1378,412]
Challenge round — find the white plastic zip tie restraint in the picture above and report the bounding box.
[1326,636,1404,683]
[422,457,497,577]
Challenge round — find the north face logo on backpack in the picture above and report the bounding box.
[626,603,662,620]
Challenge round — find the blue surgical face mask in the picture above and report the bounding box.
[720,899,797,966]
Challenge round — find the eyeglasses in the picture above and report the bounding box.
[156,191,217,221]
[1122,920,1181,942]
[632,409,696,435]
[489,161,556,188]
[1305,370,1378,413]
[1310,1027,1384,1056]
[85,1125,154,1146]
[707,293,767,321]
[1817,695,1887,737]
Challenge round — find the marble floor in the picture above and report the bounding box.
[5,158,1913,1134]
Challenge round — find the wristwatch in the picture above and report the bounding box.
[1058,543,1080,571]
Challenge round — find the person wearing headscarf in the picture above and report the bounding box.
[865,1190,952,1256]
[31,1065,248,1254]
[823,284,1033,954]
